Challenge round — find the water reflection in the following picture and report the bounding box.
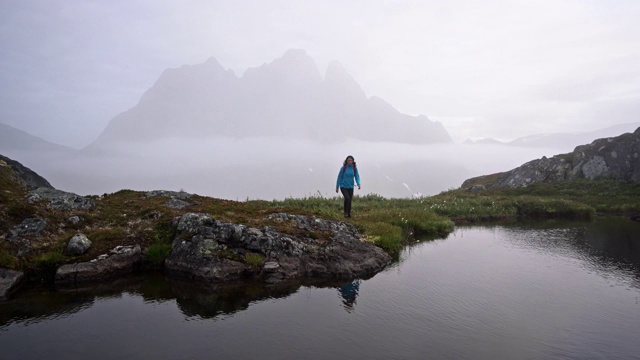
[495,217,640,288]
[1,218,639,360]
[0,275,370,327]
[337,279,361,312]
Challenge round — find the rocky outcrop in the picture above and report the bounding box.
[462,127,640,189]
[7,217,47,256]
[55,245,142,287]
[28,187,96,210]
[165,213,391,284]
[0,268,24,301]
[0,154,53,189]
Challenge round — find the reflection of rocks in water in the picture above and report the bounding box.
[582,217,640,268]
[168,277,305,319]
[0,275,173,328]
[499,217,640,279]
[0,274,380,326]
[0,286,94,328]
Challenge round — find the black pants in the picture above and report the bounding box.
[340,187,354,216]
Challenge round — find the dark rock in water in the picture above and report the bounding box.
[28,188,96,210]
[462,127,640,189]
[63,233,92,256]
[55,245,142,287]
[165,212,391,284]
[0,268,24,301]
[0,154,54,190]
[630,214,640,222]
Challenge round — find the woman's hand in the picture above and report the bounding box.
[336,188,339,193]
[357,185,361,190]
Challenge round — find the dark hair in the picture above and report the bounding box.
[342,155,357,178]
[343,155,355,166]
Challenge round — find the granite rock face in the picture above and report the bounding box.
[165,212,391,284]
[462,127,640,189]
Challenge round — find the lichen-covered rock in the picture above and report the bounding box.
[165,212,391,284]
[55,245,142,287]
[0,268,24,301]
[64,233,92,256]
[7,217,47,256]
[9,217,47,239]
[28,188,96,210]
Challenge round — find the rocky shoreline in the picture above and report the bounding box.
[0,154,391,300]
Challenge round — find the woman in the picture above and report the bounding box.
[336,155,361,218]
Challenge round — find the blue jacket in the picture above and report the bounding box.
[336,165,361,189]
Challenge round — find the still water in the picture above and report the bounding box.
[1,217,639,360]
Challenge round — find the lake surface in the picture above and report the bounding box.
[1,217,639,359]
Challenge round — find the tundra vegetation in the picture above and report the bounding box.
[1,159,639,278]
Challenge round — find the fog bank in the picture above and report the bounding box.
[3,138,559,200]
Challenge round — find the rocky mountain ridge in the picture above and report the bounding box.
[90,49,451,147]
[462,127,640,189]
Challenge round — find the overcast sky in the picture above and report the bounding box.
[1,0,640,148]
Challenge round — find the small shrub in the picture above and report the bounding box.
[144,234,173,266]
[145,243,172,266]
[244,252,265,266]
[33,251,66,275]
[0,249,17,269]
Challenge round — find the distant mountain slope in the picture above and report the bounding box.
[0,154,53,189]
[506,122,640,149]
[462,122,640,150]
[0,123,74,154]
[89,49,452,148]
[461,127,640,189]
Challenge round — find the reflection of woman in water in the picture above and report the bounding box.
[338,279,361,310]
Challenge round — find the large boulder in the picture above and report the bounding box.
[0,268,24,301]
[63,233,92,256]
[55,245,142,287]
[165,213,391,284]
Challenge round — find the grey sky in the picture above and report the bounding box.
[1,0,640,148]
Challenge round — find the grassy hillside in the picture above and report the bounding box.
[2,160,638,277]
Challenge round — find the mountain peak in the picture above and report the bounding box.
[324,60,367,101]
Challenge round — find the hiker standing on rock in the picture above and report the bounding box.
[336,155,361,218]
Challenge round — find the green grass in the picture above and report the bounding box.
[244,252,265,266]
[144,232,173,267]
[2,159,638,272]
[270,194,455,258]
